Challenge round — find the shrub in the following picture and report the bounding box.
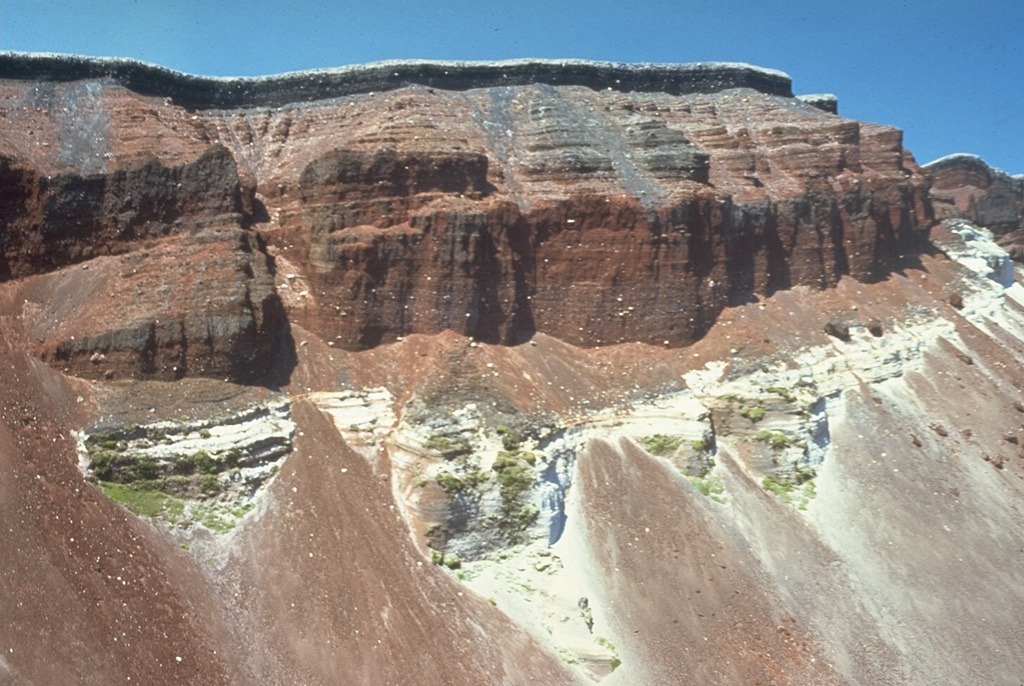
[755,430,790,449]
[173,453,197,475]
[642,434,684,456]
[159,475,191,495]
[436,470,488,502]
[766,386,795,402]
[88,450,117,481]
[222,449,243,468]
[496,425,523,451]
[740,406,765,422]
[492,452,539,542]
[199,473,221,496]
[123,455,160,482]
[194,451,218,474]
[425,434,473,459]
[492,453,534,502]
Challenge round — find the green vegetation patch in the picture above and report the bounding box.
[686,474,726,504]
[187,503,249,534]
[493,452,535,501]
[762,476,817,510]
[755,430,791,450]
[641,434,685,456]
[436,469,489,502]
[595,637,622,672]
[97,481,255,533]
[740,406,766,422]
[495,425,522,451]
[85,425,247,490]
[765,386,796,402]
[425,434,473,460]
[492,451,539,543]
[98,481,185,520]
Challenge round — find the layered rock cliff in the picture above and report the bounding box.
[0,56,932,382]
[925,153,1024,259]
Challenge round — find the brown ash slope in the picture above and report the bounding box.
[1,55,1023,686]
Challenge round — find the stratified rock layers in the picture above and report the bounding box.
[0,60,934,379]
[926,153,1024,235]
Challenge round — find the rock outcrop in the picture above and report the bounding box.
[0,55,933,374]
[0,142,284,383]
[925,153,1024,256]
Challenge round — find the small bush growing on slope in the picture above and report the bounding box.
[642,434,684,455]
[740,406,765,422]
[492,451,539,542]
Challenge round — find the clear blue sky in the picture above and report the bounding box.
[3,1,1022,173]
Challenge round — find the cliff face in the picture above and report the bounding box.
[0,57,932,380]
[925,153,1024,242]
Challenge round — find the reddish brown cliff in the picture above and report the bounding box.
[925,153,1024,232]
[925,153,1024,259]
[0,57,933,379]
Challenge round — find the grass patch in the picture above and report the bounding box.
[97,480,254,534]
[189,504,239,534]
[755,430,791,450]
[687,474,726,504]
[97,481,185,520]
[766,386,796,402]
[641,434,684,456]
[740,406,765,422]
[762,476,817,510]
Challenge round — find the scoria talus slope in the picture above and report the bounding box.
[2,57,1024,686]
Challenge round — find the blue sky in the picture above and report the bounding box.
[3,1,1023,173]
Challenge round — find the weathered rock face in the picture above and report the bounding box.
[0,56,933,374]
[0,145,242,277]
[0,140,284,383]
[265,83,932,349]
[925,153,1024,255]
